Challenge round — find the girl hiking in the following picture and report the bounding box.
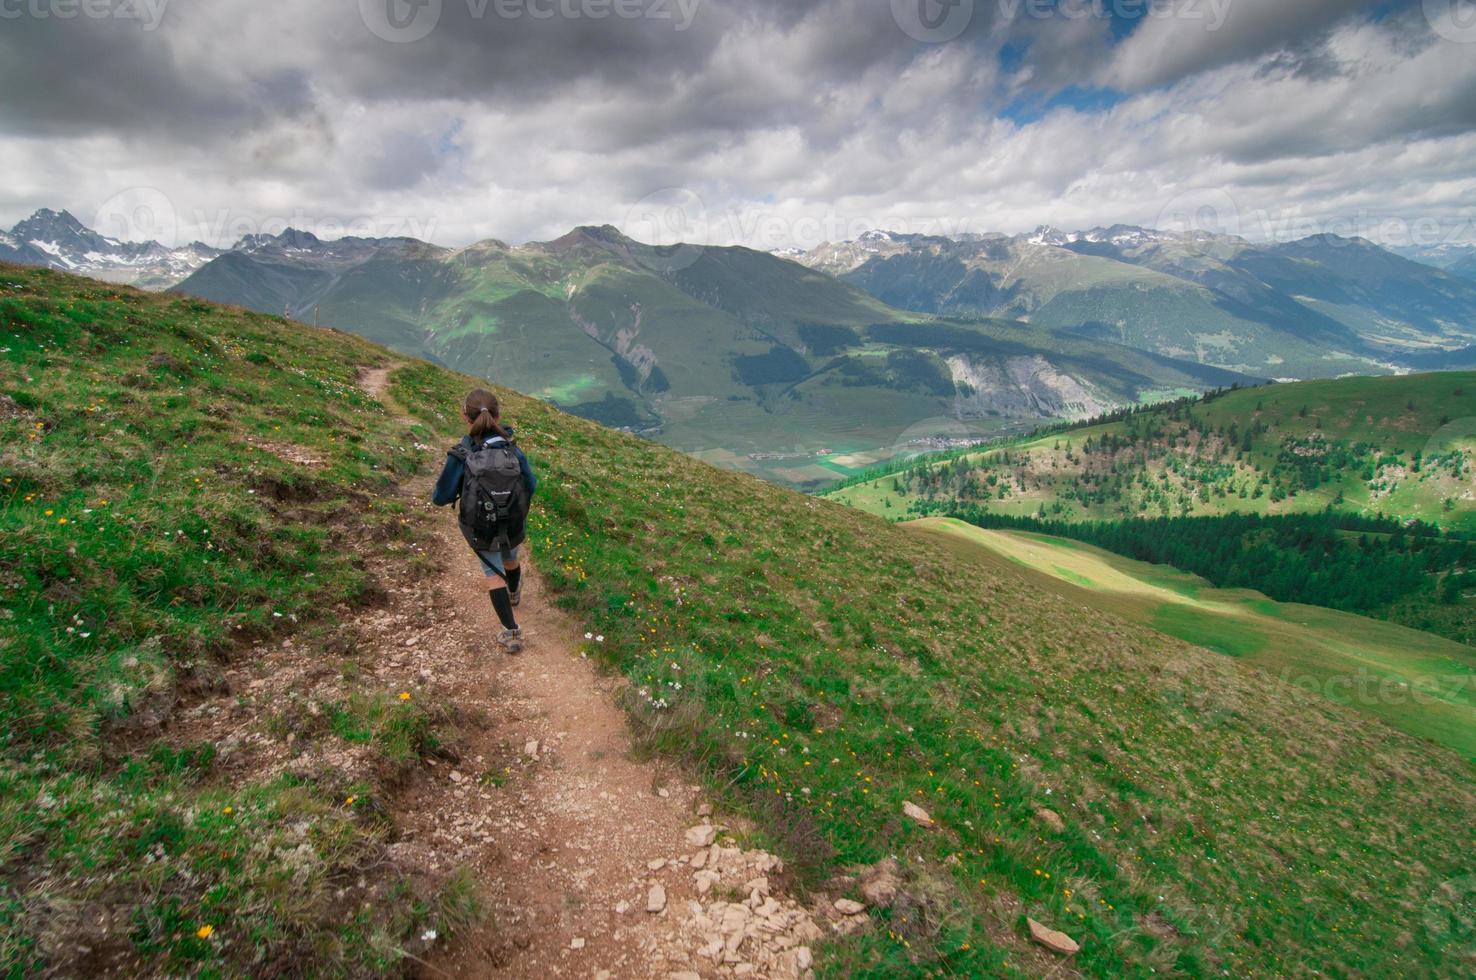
[432,389,539,653]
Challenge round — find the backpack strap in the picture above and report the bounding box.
[491,437,516,566]
[448,444,470,462]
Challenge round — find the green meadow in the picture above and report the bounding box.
[913,518,1476,759]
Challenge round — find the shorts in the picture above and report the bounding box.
[476,546,520,578]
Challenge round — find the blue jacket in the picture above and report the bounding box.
[432,432,539,507]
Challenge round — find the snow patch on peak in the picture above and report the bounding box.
[5,207,222,287]
[1025,226,1077,247]
[1079,225,1174,247]
[28,240,77,267]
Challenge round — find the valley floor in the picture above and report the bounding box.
[912,518,1476,759]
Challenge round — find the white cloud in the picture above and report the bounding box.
[0,0,1472,251]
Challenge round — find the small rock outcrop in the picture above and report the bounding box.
[902,801,934,826]
[677,846,822,979]
[860,858,901,908]
[1027,917,1080,955]
[685,824,719,848]
[1034,808,1065,833]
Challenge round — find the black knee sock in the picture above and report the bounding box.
[489,588,518,630]
[506,565,522,594]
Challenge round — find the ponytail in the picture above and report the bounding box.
[464,389,511,441]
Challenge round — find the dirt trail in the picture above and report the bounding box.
[354,366,826,979]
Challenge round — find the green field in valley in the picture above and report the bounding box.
[912,518,1476,759]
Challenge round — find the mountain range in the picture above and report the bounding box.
[1391,240,1476,276]
[0,209,221,289]
[794,226,1476,380]
[7,207,1476,486]
[167,223,1250,486]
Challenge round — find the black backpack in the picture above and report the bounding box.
[449,437,529,562]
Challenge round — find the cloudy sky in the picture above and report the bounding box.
[2,0,1474,250]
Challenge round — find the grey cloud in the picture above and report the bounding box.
[0,15,247,137]
[1102,0,1384,91]
[358,128,450,190]
[1202,40,1476,166]
[1254,46,1346,83]
[0,0,1472,253]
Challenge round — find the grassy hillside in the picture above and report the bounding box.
[914,519,1476,758]
[833,373,1476,531]
[0,266,474,975]
[393,358,1476,977]
[831,374,1476,642]
[8,266,1476,977]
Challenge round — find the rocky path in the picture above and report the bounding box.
[356,367,828,979]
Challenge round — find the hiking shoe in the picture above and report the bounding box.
[497,628,523,654]
[509,585,521,607]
